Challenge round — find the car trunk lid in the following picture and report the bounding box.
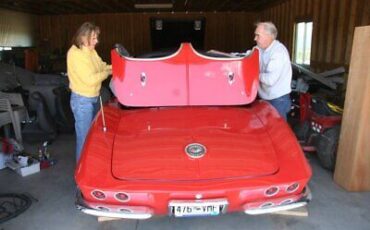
[111,107,279,181]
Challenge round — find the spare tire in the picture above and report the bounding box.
[316,125,341,171]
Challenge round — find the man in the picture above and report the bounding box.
[254,22,292,120]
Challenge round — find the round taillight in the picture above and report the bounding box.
[119,208,132,214]
[114,192,130,202]
[286,183,300,193]
[91,190,106,200]
[96,206,110,211]
[264,186,279,197]
[280,199,293,205]
[260,202,274,208]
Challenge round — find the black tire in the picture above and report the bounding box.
[293,121,310,141]
[316,125,341,171]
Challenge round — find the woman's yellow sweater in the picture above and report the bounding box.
[67,45,111,97]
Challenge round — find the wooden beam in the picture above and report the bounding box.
[97,216,121,222]
[256,0,289,11]
[0,1,44,14]
[334,25,370,191]
[46,2,90,14]
[111,0,133,11]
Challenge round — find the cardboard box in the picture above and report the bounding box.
[6,159,40,177]
[16,161,40,177]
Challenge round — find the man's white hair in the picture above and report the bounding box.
[256,22,278,39]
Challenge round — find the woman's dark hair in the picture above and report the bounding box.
[72,22,100,48]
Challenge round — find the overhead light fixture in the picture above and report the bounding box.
[134,3,173,9]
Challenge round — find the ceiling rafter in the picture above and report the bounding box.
[66,1,103,14]
[89,0,117,13]
[110,0,133,12]
[0,0,281,15]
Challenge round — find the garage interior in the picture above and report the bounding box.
[0,0,369,229]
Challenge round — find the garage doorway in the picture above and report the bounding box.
[150,18,206,51]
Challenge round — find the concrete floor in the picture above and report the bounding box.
[1,134,370,230]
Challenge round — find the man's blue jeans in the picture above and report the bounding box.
[266,94,291,120]
[70,92,98,162]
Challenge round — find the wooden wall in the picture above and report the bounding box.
[36,0,369,71]
[260,0,370,71]
[37,12,257,62]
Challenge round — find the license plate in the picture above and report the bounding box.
[169,199,228,217]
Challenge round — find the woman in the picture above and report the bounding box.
[67,22,112,162]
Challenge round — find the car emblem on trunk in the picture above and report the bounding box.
[185,143,206,158]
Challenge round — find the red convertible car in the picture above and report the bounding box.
[75,43,312,219]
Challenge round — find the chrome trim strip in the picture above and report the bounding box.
[245,201,307,215]
[244,186,312,215]
[79,208,152,219]
[76,189,152,219]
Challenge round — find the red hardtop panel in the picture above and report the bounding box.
[111,43,259,106]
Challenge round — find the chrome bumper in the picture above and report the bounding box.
[244,187,312,215]
[75,190,153,219]
[76,187,311,218]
